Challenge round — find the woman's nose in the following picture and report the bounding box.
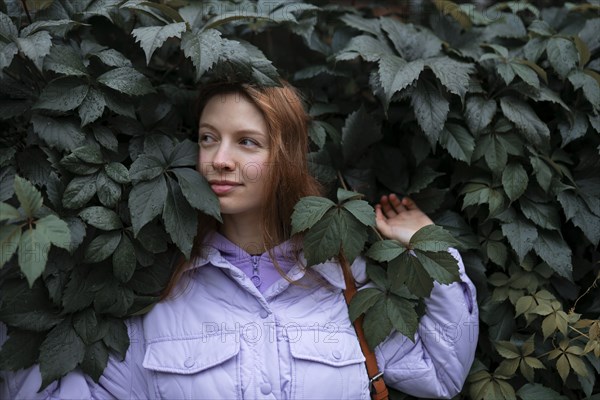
[211,144,235,171]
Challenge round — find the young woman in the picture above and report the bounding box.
[1,81,478,399]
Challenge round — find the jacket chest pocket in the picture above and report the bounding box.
[289,330,369,399]
[143,335,241,399]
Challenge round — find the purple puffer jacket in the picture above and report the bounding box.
[1,235,478,399]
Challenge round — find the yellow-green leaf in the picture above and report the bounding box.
[556,354,570,383]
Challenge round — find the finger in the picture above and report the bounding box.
[402,197,418,210]
[375,206,392,238]
[389,194,406,212]
[380,196,398,217]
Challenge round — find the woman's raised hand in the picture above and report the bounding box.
[375,194,434,245]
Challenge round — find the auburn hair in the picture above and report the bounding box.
[161,80,322,298]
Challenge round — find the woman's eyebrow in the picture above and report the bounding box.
[199,122,266,137]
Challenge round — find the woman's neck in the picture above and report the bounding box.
[219,214,266,255]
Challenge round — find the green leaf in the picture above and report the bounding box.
[348,288,382,321]
[546,37,578,79]
[93,279,134,317]
[36,214,71,250]
[62,175,97,209]
[39,318,85,390]
[129,155,165,183]
[34,79,89,111]
[31,115,85,152]
[0,330,45,371]
[519,197,560,230]
[408,166,444,194]
[530,157,553,192]
[291,196,335,235]
[339,209,369,264]
[102,318,129,361]
[0,11,18,38]
[377,55,424,108]
[0,224,20,266]
[81,341,109,383]
[78,87,106,126]
[342,200,375,227]
[387,295,418,341]
[91,48,132,68]
[366,240,406,262]
[73,145,104,164]
[511,62,539,89]
[73,308,107,345]
[337,35,392,62]
[14,176,42,218]
[558,110,588,147]
[97,67,155,96]
[132,22,187,65]
[409,225,458,252]
[341,106,382,163]
[439,123,474,163]
[363,297,393,349]
[411,78,449,145]
[169,139,197,168]
[501,217,537,262]
[19,228,50,287]
[502,163,528,202]
[44,44,88,77]
[129,176,168,236]
[181,29,223,80]
[427,57,473,98]
[113,235,136,283]
[163,177,197,259]
[568,70,600,110]
[516,383,568,400]
[303,210,341,266]
[389,252,434,297]
[380,17,441,60]
[84,231,121,263]
[171,168,221,222]
[93,126,118,152]
[500,96,549,147]
[104,162,130,184]
[79,206,122,230]
[533,230,572,280]
[15,31,52,70]
[96,172,121,208]
[414,250,460,284]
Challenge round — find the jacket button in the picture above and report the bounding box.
[260,382,272,395]
[184,357,195,368]
[332,350,341,360]
[259,310,269,319]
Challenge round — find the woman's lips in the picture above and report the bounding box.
[209,182,241,195]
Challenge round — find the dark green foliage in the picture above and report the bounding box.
[0,1,598,398]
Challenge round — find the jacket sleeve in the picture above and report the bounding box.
[374,248,479,399]
[0,316,152,399]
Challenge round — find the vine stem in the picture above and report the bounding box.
[336,170,384,241]
[569,273,599,314]
[20,0,32,24]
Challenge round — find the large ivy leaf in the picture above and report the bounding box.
[78,87,106,126]
[113,235,136,283]
[291,196,335,235]
[80,340,109,383]
[409,225,459,252]
[44,44,88,77]
[171,168,221,222]
[163,177,197,258]
[336,35,392,62]
[15,31,52,70]
[516,383,568,400]
[129,176,168,236]
[380,17,442,60]
[533,230,572,280]
[342,199,375,227]
[500,96,549,147]
[84,231,121,263]
[0,280,62,331]
[14,176,42,218]
[414,250,460,284]
[363,297,393,349]
[411,78,449,145]
[0,330,45,371]
[426,57,473,98]
[387,295,418,341]
[0,224,20,267]
[501,216,538,262]
[377,55,424,109]
[568,70,600,110]
[97,67,155,96]
[34,79,89,111]
[340,106,382,163]
[79,206,122,230]
[36,214,71,250]
[31,115,85,152]
[62,175,97,209]
[39,318,86,390]
[132,22,187,65]
[502,163,528,202]
[389,252,434,297]
[546,37,578,79]
[439,123,475,163]
[366,240,406,262]
[348,288,382,321]
[129,155,165,184]
[181,29,222,80]
[102,318,129,361]
[302,210,342,266]
[18,228,50,287]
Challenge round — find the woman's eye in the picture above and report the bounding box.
[240,138,258,147]
[200,134,214,143]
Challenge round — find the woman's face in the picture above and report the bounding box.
[198,92,271,219]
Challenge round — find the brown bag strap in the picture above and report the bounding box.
[340,254,389,400]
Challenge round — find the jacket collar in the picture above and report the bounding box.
[187,232,346,290]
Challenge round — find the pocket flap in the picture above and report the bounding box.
[143,334,240,374]
[289,331,365,367]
